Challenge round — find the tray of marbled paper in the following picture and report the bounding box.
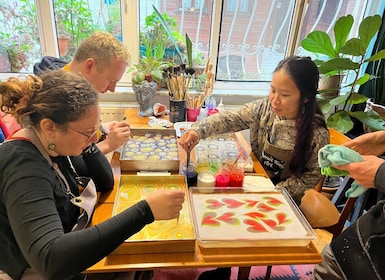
[120,128,179,171]
[193,133,254,172]
[189,187,315,248]
[111,175,196,254]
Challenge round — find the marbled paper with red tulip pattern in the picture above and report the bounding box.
[191,192,309,241]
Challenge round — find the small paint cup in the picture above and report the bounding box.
[197,170,216,193]
[187,108,201,122]
[229,166,244,188]
[215,167,230,188]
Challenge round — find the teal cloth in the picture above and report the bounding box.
[318,144,367,198]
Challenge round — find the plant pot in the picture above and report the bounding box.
[133,81,157,117]
[364,99,385,133]
[318,74,343,99]
[7,49,27,73]
[58,36,70,57]
[144,73,162,90]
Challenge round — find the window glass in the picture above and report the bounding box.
[0,0,41,73]
[217,0,295,81]
[297,0,383,88]
[217,0,382,82]
[53,0,122,61]
[139,0,212,69]
[298,0,377,57]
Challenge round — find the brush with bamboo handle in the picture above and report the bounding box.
[176,75,182,100]
[204,63,214,97]
[204,57,211,73]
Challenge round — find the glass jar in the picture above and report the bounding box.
[197,169,216,193]
[181,161,197,187]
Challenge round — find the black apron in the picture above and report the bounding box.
[257,114,293,184]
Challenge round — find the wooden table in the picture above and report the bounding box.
[86,108,322,279]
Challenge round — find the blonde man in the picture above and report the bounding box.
[34,31,132,154]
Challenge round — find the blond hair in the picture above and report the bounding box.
[73,31,131,69]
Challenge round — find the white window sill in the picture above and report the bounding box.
[102,81,270,106]
[0,72,269,106]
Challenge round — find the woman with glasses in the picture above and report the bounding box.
[0,70,185,280]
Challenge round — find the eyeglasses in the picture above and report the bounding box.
[69,127,98,142]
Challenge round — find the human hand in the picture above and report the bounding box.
[343,130,385,156]
[100,121,115,134]
[96,120,132,154]
[333,155,385,188]
[145,189,185,220]
[179,130,200,152]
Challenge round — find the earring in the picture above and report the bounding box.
[48,143,56,150]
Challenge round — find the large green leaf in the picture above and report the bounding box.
[349,110,385,131]
[329,94,349,106]
[327,92,367,110]
[366,49,385,62]
[327,111,354,134]
[150,69,163,82]
[313,59,327,66]
[355,73,371,85]
[152,5,183,63]
[301,31,337,58]
[359,15,381,50]
[318,58,359,74]
[347,92,369,105]
[340,38,365,56]
[334,14,354,52]
[186,33,193,68]
[318,98,334,115]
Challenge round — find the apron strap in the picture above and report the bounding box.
[26,129,97,230]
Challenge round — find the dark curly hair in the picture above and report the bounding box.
[0,70,99,129]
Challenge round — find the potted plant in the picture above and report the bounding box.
[130,57,173,117]
[131,57,172,85]
[0,38,30,73]
[6,44,29,72]
[0,1,39,72]
[301,14,385,134]
[140,9,185,62]
[57,32,70,57]
[53,0,97,60]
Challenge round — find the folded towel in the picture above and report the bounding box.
[318,144,366,198]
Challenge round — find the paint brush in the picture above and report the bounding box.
[122,116,134,141]
[232,149,244,168]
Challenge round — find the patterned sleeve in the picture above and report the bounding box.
[275,126,330,205]
[191,99,266,139]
